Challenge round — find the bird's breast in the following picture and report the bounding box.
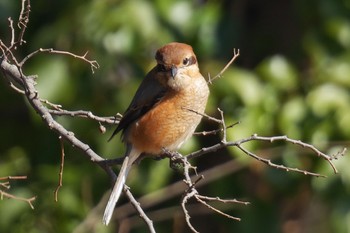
[127,76,209,155]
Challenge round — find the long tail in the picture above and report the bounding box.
[103,148,140,225]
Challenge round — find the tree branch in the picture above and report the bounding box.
[47,109,121,125]
[125,185,156,233]
[0,58,114,178]
[20,48,100,73]
[0,2,347,232]
[208,48,240,84]
[54,136,66,202]
[0,190,36,209]
[0,176,36,209]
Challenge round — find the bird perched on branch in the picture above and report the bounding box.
[103,42,209,225]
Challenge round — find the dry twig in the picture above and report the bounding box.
[125,185,156,233]
[54,136,66,202]
[168,152,248,233]
[0,2,347,232]
[17,0,31,46]
[48,109,122,125]
[0,176,36,209]
[208,48,240,84]
[0,190,36,209]
[20,48,100,73]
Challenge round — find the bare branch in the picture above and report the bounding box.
[184,107,222,124]
[6,80,26,94]
[0,40,20,65]
[0,190,36,209]
[42,99,118,127]
[173,152,244,232]
[195,195,250,206]
[0,182,10,189]
[54,136,66,202]
[20,48,100,73]
[47,109,122,125]
[236,143,325,177]
[40,99,62,110]
[0,176,36,209]
[124,185,156,233]
[181,188,199,233]
[195,196,242,221]
[217,108,227,143]
[0,59,113,177]
[186,134,346,177]
[247,135,343,174]
[193,122,240,136]
[0,176,28,181]
[8,18,15,47]
[17,0,31,45]
[208,48,240,84]
[1,3,347,231]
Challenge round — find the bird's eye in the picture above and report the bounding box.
[182,57,190,66]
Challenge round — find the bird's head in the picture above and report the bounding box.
[155,42,200,91]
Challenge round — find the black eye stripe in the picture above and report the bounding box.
[157,56,197,71]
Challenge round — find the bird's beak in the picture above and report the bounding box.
[171,65,178,79]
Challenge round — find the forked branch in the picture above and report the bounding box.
[0,176,36,209]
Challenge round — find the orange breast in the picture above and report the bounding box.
[127,87,207,155]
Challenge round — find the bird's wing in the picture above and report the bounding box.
[109,67,167,141]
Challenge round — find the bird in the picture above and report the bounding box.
[103,42,209,225]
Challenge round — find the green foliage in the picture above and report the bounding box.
[1,0,350,232]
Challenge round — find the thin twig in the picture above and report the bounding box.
[0,189,36,209]
[47,109,122,125]
[248,134,342,174]
[208,48,240,84]
[177,154,201,233]
[8,18,15,47]
[0,40,20,65]
[183,107,222,124]
[54,136,65,202]
[0,176,28,181]
[0,182,10,189]
[41,99,62,110]
[7,81,25,94]
[186,134,346,177]
[218,108,227,143]
[195,195,250,206]
[17,0,31,45]
[195,196,241,221]
[177,151,244,232]
[124,185,156,233]
[0,176,28,190]
[181,188,199,233]
[43,98,119,127]
[236,144,325,177]
[193,122,240,136]
[20,48,100,73]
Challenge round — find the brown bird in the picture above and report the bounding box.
[103,42,209,225]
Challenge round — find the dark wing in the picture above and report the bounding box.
[109,67,167,141]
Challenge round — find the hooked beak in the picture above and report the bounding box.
[171,65,178,79]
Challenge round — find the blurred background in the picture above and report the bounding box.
[1,0,350,232]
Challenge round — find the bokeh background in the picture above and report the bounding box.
[1,0,350,232]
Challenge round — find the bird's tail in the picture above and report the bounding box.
[103,148,140,225]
